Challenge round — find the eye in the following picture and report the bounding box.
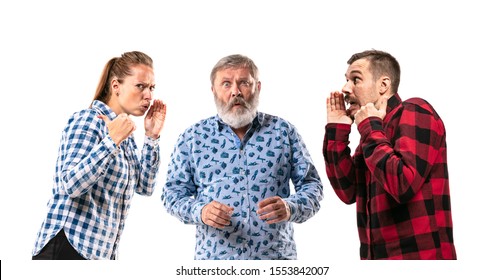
[353,77,360,84]
[136,84,145,90]
[149,85,155,92]
[222,81,231,87]
[240,81,251,87]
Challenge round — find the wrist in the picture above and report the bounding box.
[145,132,160,139]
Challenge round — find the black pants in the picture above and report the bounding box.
[32,230,86,260]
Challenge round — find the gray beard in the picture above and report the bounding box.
[215,94,259,129]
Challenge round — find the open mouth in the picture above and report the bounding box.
[346,97,359,108]
[230,101,246,109]
[141,104,150,111]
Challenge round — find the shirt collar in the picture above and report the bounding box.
[91,100,117,120]
[386,93,402,115]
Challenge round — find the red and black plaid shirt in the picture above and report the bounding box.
[323,94,456,260]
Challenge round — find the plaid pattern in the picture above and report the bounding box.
[323,94,456,259]
[32,100,160,260]
[162,113,323,259]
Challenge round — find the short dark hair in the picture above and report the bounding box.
[348,50,401,94]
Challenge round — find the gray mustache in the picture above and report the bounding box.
[228,97,248,108]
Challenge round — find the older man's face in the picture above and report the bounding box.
[212,67,261,129]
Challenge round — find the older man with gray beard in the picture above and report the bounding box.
[161,54,324,260]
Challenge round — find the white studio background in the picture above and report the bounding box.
[0,0,501,279]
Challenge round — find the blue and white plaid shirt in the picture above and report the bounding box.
[161,112,323,260]
[32,100,160,260]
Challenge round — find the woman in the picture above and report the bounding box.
[32,51,166,260]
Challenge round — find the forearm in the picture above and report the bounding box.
[284,180,323,223]
[136,136,161,195]
[61,135,118,197]
[323,123,357,204]
[286,127,324,223]
[161,185,205,225]
[358,116,438,202]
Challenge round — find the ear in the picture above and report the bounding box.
[256,81,261,92]
[111,79,120,93]
[379,76,391,95]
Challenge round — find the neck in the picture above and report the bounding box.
[232,125,249,140]
[107,96,124,115]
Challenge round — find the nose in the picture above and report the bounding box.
[230,83,242,97]
[342,81,352,95]
[144,88,153,101]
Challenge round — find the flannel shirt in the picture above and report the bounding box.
[161,112,323,260]
[32,100,160,260]
[323,94,456,259]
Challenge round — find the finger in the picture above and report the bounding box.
[212,201,234,214]
[160,101,167,114]
[157,99,167,110]
[259,208,287,224]
[258,206,282,219]
[155,100,167,117]
[330,92,337,110]
[210,206,233,220]
[145,102,155,118]
[97,115,111,124]
[332,92,339,109]
[155,100,167,116]
[263,216,286,224]
[327,93,333,110]
[152,99,160,112]
[125,117,136,135]
[203,204,232,228]
[207,211,231,227]
[257,196,278,209]
[337,92,346,109]
[354,108,362,119]
[257,198,282,215]
[204,217,227,229]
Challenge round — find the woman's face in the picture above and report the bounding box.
[112,64,155,116]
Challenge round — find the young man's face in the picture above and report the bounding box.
[342,58,381,118]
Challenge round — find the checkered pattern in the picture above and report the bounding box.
[323,94,456,259]
[32,100,160,260]
[161,112,323,259]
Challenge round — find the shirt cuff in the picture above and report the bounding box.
[357,117,384,140]
[325,123,351,142]
[104,135,120,155]
[283,198,296,222]
[144,135,160,147]
[192,201,206,225]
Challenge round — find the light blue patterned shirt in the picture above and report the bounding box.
[161,112,323,260]
[32,100,160,260]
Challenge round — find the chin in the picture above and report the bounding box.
[130,110,145,117]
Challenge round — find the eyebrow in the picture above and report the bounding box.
[219,76,251,81]
[345,69,363,78]
[134,81,156,87]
